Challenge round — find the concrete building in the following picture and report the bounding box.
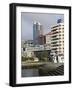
[51,22,64,56]
[38,35,46,45]
[45,32,51,49]
[45,32,51,44]
[33,21,44,45]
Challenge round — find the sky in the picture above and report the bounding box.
[21,12,64,41]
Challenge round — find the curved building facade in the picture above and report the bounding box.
[51,23,64,56]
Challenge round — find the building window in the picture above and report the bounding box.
[51,25,61,29]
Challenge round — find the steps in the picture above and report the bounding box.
[47,65,64,76]
[39,65,64,76]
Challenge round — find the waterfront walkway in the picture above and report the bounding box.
[22,61,64,70]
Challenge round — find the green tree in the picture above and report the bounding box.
[36,51,48,62]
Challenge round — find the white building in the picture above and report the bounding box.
[45,32,51,49]
[51,23,64,56]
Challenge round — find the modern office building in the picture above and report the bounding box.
[33,21,44,45]
[51,20,64,56]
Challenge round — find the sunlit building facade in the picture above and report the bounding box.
[45,32,51,48]
[51,23,64,56]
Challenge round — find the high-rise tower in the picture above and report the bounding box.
[33,21,43,45]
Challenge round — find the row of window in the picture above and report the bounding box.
[51,28,64,32]
[51,34,64,37]
[51,41,64,44]
[51,31,64,34]
[52,47,64,50]
[51,35,64,38]
[51,25,64,29]
[51,37,64,41]
[51,44,64,47]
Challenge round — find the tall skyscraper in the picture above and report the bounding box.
[51,19,64,56]
[33,21,43,45]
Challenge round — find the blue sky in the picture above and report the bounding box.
[21,12,64,41]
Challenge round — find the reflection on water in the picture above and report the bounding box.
[22,69,39,77]
[21,64,64,77]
